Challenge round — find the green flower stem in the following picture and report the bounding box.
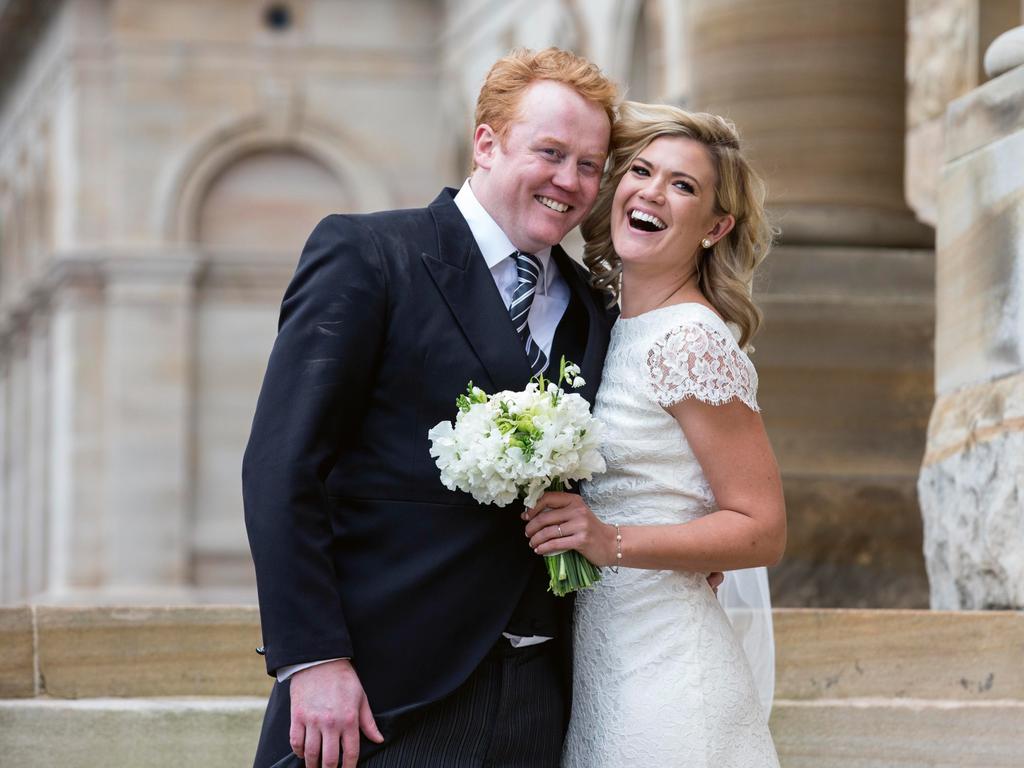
[542,478,603,597]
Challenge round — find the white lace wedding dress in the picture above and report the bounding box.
[562,303,780,768]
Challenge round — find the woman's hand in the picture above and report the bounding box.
[522,491,616,566]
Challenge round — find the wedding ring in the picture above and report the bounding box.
[557,525,563,538]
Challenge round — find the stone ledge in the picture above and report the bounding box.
[771,698,1024,767]
[2,606,1022,702]
[775,609,1024,701]
[946,63,1024,162]
[35,605,267,698]
[0,697,265,767]
[1,696,1021,768]
[0,605,34,698]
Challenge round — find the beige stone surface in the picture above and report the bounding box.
[774,609,1024,700]
[919,372,1024,609]
[35,605,267,698]
[753,245,934,607]
[935,114,1024,393]
[904,0,1021,226]
[688,0,930,247]
[923,44,1024,610]
[771,698,1024,767]
[0,697,264,767]
[0,608,1022,766]
[0,606,35,698]
[945,62,1024,163]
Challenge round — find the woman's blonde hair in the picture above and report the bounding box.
[582,101,775,348]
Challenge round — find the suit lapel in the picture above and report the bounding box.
[420,190,532,392]
[550,245,612,406]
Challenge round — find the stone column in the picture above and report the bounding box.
[689,0,932,247]
[103,255,199,601]
[25,303,51,597]
[46,262,107,600]
[918,34,1024,609]
[0,338,8,601]
[45,253,199,604]
[685,0,935,606]
[1,319,29,603]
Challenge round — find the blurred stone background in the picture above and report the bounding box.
[0,0,1022,612]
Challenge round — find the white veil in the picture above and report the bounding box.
[718,566,775,719]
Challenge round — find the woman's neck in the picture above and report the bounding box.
[619,267,703,319]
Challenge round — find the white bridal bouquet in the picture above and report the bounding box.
[428,358,606,596]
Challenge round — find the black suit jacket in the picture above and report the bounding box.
[243,188,614,733]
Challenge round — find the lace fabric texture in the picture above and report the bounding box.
[563,303,779,768]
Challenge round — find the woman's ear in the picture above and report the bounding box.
[706,214,736,246]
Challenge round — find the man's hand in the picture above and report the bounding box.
[289,659,384,768]
[708,571,725,596]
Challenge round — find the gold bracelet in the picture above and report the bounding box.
[611,524,622,573]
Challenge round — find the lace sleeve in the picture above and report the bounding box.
[646,321,760,411]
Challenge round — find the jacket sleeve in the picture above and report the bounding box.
[242,214,387,675]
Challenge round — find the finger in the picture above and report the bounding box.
[535,531,580,556]
[341,721,361,768]
[528,519,568,548]
[321,728,340,768]
[524,508,570,537]
[532,522,575,551]
[289,714,305,758]
[527,492,574,516]
[360,696,384,743]
[304,726,321,768]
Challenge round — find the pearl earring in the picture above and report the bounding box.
[701,238,713,249]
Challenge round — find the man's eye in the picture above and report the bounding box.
[543,148,561,158]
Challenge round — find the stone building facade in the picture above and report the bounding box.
[1,0,1020,608]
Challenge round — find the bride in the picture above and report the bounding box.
[523,102,784,767]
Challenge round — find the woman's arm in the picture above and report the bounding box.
[524,395,786,572]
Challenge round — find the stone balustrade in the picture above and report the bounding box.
[1,606,1022,766]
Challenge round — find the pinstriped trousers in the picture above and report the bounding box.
[256,641,566,768]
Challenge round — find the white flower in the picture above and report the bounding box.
[428,375,605,508]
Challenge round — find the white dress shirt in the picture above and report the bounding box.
[276,181,569,681]
[453,179,570,360]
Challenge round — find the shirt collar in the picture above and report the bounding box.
[453,179,555,288]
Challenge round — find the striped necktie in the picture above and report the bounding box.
[509,251,548,376]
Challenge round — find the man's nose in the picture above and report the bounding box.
[553,162,580,192]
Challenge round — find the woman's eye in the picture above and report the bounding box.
[674,180,695,193]
[631,165,649,176]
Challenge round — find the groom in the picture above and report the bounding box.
[243,48,617,768]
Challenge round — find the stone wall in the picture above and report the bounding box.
[0,0,447,605]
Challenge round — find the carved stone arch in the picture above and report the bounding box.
[162,114,396,247]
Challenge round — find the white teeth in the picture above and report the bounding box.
[537,196,570,213]
[630,209,666,230]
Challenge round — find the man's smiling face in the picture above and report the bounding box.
[471,79,611,254]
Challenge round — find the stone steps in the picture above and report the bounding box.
[1,606,1022,766]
